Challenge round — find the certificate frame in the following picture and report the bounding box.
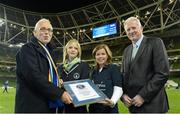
[63,79,107,107]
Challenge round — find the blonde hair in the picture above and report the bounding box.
[33,18,52,31]
[123,17,142,28]
[92,44,112,67]
[63,39,81,64]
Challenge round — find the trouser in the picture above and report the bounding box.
[3,87,8,93]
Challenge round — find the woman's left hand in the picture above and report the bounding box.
[98,98,114,107]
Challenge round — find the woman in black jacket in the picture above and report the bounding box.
[58,39,90,113]
[89,44,123,113]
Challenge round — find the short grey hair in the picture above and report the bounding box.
[34,18,52,31]
[123,17,142,27]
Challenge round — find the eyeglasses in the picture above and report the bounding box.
[39,27,53,33]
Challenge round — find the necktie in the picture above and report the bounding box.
[131,44,138,60]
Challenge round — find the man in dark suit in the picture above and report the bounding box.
[15,18,72,113]
[121,17,169,113]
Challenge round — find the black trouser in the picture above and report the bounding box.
[63,103,87,113]
[3,87,8,93]
[89,103,119,113]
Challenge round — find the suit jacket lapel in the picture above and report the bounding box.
[131,37,147,68]
[128,45,133,65]
[124,45,133,72]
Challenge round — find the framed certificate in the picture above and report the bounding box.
[63,79,107,107]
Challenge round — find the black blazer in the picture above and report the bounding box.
[57,62,90,113]
[122,36,169,113]
[15,37,64,113]
[58,62,90,82]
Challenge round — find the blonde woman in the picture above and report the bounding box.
[89,44,123,113]
[58,39,89,113]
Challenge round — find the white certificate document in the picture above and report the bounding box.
[63,79,107,107]
[69,82,100,101]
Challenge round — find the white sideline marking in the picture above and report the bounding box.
[1,86,14,89]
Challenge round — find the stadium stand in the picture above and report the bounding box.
[0,0,179,77]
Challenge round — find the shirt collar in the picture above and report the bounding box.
[96,64,109,72]
[133,35,144,48]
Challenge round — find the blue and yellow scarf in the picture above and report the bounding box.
[39,41,64,109]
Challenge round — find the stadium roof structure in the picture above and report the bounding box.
[0,0,179,48]
[0,0,102,13]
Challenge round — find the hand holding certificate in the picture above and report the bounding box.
[63,79,107,107]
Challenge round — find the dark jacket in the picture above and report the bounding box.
[58,62,90,113]
[58,62,89,81]
[15,37,64,113]
[122,36,169,113]
[89,64,122,113]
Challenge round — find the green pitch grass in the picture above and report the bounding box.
[0,87,15,113]
[0,87,180,113]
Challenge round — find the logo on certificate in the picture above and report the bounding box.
[76,84,85,89]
